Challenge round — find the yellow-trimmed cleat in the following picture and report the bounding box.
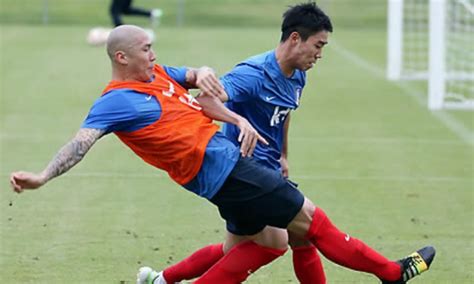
[382,246,436,284]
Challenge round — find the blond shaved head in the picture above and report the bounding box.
[106,25,148,61]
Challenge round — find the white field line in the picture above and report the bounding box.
[291,137,468,145]
[329,41,474,146]
[0,172,470,183]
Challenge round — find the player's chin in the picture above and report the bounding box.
[302,63,315,71]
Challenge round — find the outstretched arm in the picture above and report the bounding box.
[196,92,268,157]
[10,128,105,193]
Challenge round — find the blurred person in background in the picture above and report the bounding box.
[110,0,162,27]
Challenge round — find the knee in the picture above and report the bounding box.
[302,198,316,217]
[253,227,289,251]
[287,198,317,237]
[223,232,248,254]
[299,198,317,226]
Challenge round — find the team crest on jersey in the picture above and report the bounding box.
[295,87,302,106]
[270,106,290,127]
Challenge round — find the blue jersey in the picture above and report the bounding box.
[82,65,239,199]
[221,50,306,170]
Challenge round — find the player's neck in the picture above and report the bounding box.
[111,65,127,81]
[111,68,141,82]
[275,44,296,78]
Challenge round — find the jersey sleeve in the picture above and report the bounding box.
[162,65,187,86]
[81,90,142,134]
[220,64,263,102]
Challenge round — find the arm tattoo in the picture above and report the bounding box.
[42,128,105,181]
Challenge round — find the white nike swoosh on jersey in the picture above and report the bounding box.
[145,95,152,101]
[265,96,276,101]
[345,234,350,242]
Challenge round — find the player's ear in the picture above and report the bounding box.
[289,31,301,44]
[115,51,128,65]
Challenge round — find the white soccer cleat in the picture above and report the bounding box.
[136,266,181,284]
[136,266,160,284]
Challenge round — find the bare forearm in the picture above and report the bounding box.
[197,92,268,157]
[280,114,291,177]
[196,92,241,125]
[282,114,290,158]
[41,128,103,182]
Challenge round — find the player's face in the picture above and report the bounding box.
[128,33,156,81]
[294,31,329,71]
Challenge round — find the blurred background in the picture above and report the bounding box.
[0,0,385,28]
[1,0,473,283]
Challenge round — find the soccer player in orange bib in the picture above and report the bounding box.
[10,24,436,284]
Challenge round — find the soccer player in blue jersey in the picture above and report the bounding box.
[220,2,328,282]
[159,2,328,283]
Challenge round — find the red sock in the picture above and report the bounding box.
[163,243,224,283]
[292,245,326,284]
[306,208,401,281]
[194,241,286,284]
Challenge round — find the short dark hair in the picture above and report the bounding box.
[280,2,333,42]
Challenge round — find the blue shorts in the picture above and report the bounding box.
[210,157,305,235]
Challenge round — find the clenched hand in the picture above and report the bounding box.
[195,67,225,98]
[10,171,45,193]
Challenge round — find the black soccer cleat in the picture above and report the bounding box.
[382,246,436,284]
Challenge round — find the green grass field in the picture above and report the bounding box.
[1,1,473,283]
